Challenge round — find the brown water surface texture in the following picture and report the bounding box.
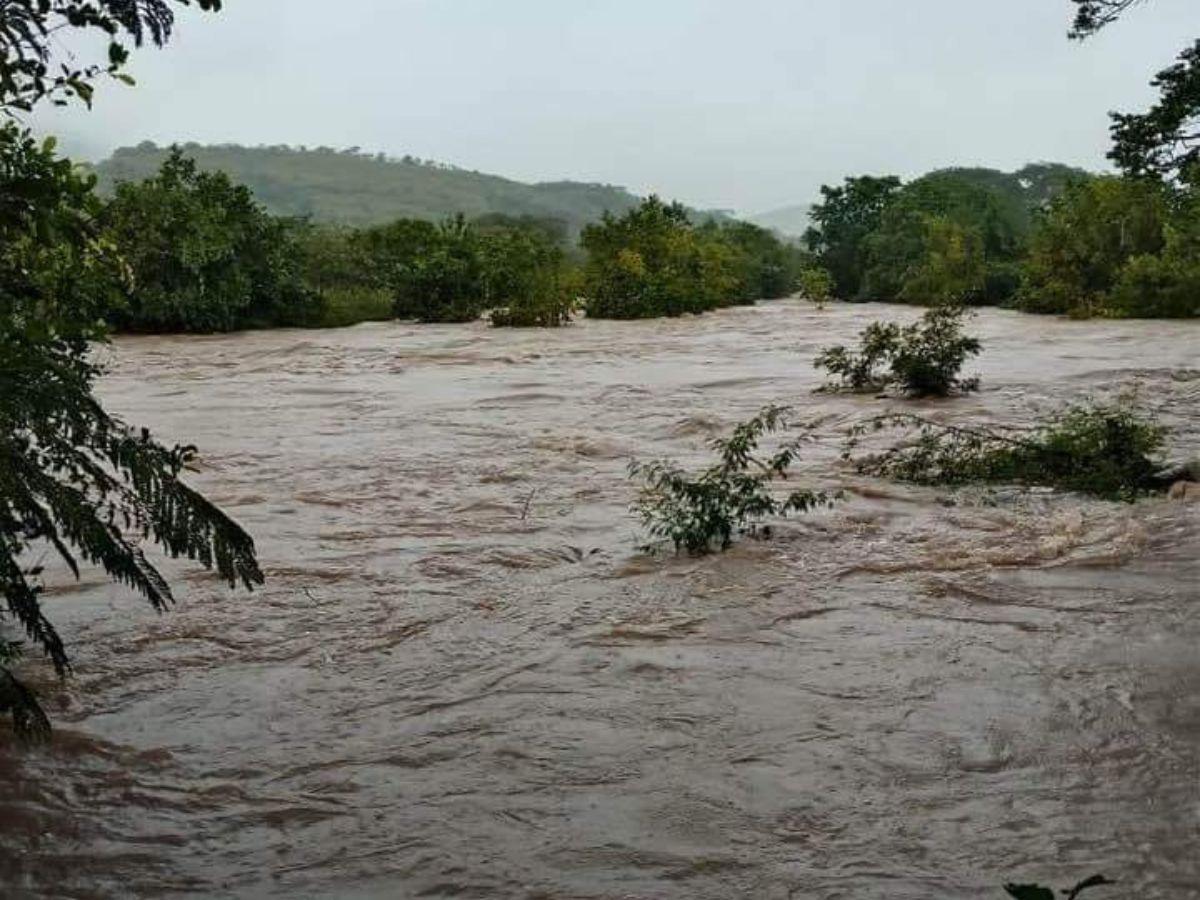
[2,301,1199,898]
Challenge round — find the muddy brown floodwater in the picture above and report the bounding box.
[1,300,1198,899]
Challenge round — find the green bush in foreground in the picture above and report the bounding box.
[846,403,1169,501]
[630,405,835,554]
[816,304,981,397]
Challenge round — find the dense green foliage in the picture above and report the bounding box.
[0,0,263,739]
[804,158,1200,318]
[484,226,580,327]
[102,149,319,332]
[805,165,1084,307]
[95,160,588,330]
[816,305,982,397]
[1018,175,1200,317]
[375,214,578,325]
[93,142,650,235]
[630,406,834,554]
[804,175,902,299]
[1062,0,1200,318]
[862,169,1039,305]
[581,197,804,319]
[389,215,488,323]
[847,402,1168,501]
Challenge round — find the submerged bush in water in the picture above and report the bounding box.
[797,265,835,307]
[815,320,901,391]
[846,402,1169,501]
[816,304,981,397]
[630,405,835,554]
[1004,874,1116,900]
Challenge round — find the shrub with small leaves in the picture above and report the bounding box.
[816,304,981,397]
[846,402,1169,501]
[630,405,835,554]
[814,321,901,392]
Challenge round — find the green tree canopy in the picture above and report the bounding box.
[102,147,318,332]
[1017,174,1172,315]
[1109,40,1200,183]
[803,175,902,299]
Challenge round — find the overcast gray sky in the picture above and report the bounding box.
[30,0,1200,215]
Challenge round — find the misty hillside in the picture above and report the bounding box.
[92,143,646,233]
[747,204,812,237]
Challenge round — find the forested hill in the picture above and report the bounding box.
[91,143,646,233]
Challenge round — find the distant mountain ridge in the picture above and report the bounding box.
[91,142,648,235]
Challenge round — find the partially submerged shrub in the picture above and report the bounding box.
[1004,874,1116,900]
[814,321,900,391]
[630,405,835,554]
[816,304,981,397]
[846,402,1169,501]
[797,265,834,307]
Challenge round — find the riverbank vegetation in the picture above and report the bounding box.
[91,146,1200,328]
[802,164,1200,318]
[581,198,806,319]
[801,14,1200,320]
[84,160,813,331]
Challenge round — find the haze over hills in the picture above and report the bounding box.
[746,204,813,237]
[91,143,649,235]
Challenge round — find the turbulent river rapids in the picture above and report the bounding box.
[2,300,1199,898]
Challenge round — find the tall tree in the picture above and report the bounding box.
[1109,41,1200,182]
[1,0,260,739]
[803,176,903,299]
[1067,0,1199,183]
